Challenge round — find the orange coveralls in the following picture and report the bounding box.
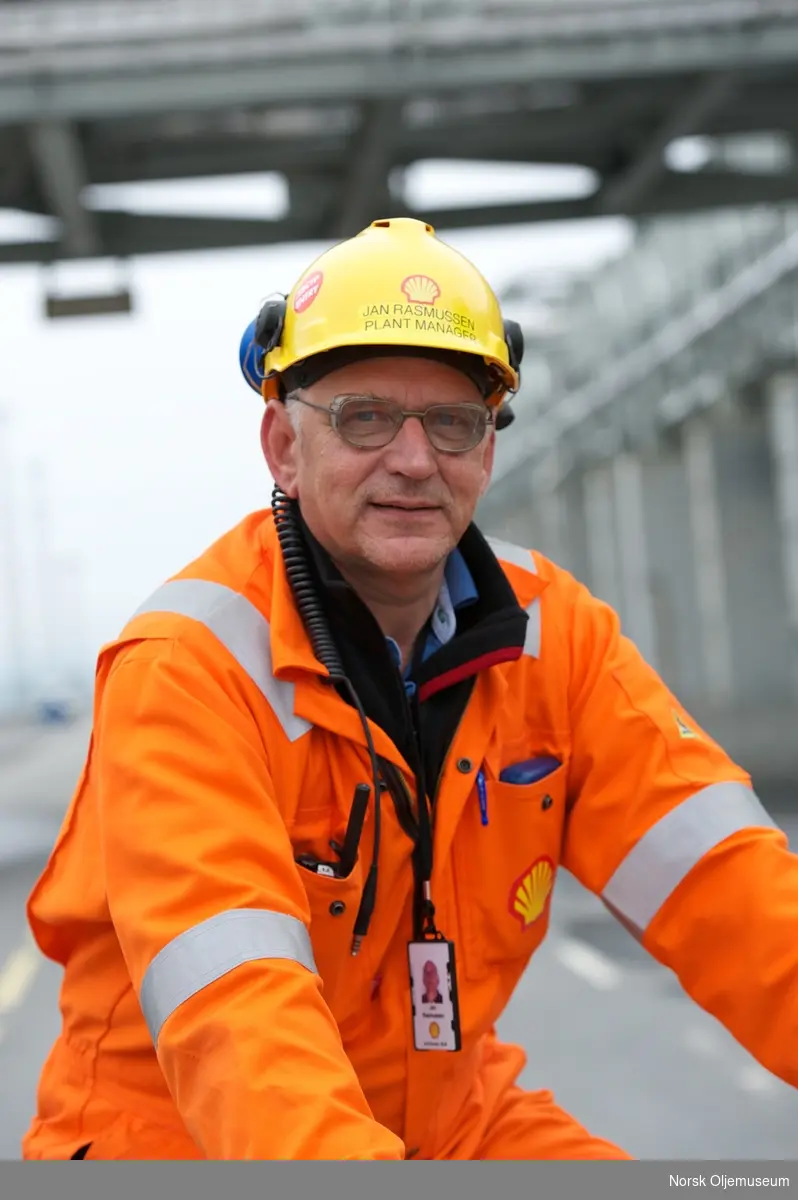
[21,510,796,1159]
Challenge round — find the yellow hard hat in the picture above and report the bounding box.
[250,217,523,408]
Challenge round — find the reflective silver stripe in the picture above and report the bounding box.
[523,599,540,657]
[139,908,318,1046]
[602,781,778,935]
[129,578,312,743]
[486,537,541,658]
[486,536,538,576]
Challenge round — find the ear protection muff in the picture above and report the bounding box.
[238,294,287,395]
[254,294,287,356]
[503,318,524,380]
[495,401,515,431]
[494,319,522,430]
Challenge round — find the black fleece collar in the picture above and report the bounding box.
[291,507,529,794]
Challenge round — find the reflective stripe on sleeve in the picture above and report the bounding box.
[129,578,312,743]
[601,781,778,936]
[139,907,318,1046]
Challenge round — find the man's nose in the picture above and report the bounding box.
[385,413,437,474]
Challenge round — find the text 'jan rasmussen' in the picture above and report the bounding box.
[670,1175,791,1189]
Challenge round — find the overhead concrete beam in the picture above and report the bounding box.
[2,22,798,127]
[332,100,400,239]
[598,72,737,214]
[5,164,798,267]
[27,119,101,257]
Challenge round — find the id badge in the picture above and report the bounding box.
[407,938,462,1052]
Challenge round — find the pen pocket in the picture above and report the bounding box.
[453,765,567,982]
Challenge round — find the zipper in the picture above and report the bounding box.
[378,666,472,845]
[375,665,425,842]
[378,693,469,837]
[428,704,469,819]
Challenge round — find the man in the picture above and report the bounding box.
[421,960,443,1006]
[22,217,798,1161]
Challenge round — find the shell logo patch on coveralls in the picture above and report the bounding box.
[510,855,555,928]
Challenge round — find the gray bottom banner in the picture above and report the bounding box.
[2,1160,797,1199]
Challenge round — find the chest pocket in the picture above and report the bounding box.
[452,762,567,982]
[289,796,370,1024]
[296,861,368,1021]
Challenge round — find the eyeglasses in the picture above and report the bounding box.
[289,393,494,453]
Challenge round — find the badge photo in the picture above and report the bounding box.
[407,939,462,1052]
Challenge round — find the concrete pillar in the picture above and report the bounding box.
[532,451,572,572]
[682,415,734,706]
[765,372,798,695]
[709,396,793,705]
[479,468,536,546]
[536,489,568,568]
[582,462,622,613]
[612,450,659,669]
[560,469,590,586]
[506,472,541,550]
[637,438,705,702]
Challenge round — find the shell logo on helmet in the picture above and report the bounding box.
[510,856,555,929]
[401,275,440,305]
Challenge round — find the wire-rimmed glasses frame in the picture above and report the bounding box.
[287,392,494,454]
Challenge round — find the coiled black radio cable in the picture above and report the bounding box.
[272,484,382,955]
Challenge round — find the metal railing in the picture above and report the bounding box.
[1,0,794,43]
[1,0,796,67]
[492,206,798,490]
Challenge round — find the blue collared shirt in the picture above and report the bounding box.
[385,548,479,697]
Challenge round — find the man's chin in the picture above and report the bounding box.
[360,531,453,575]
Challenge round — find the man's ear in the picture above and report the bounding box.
[261,403,299,498]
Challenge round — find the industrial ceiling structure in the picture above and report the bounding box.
[489,205,798,495]
[1,0,798,265]
[3,0,798,481]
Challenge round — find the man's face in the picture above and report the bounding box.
[262,356,495,580]
[423,961,439,993]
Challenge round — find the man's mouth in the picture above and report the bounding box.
[370,501,439,511]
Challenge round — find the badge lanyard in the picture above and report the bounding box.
[406,752,462,1053]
